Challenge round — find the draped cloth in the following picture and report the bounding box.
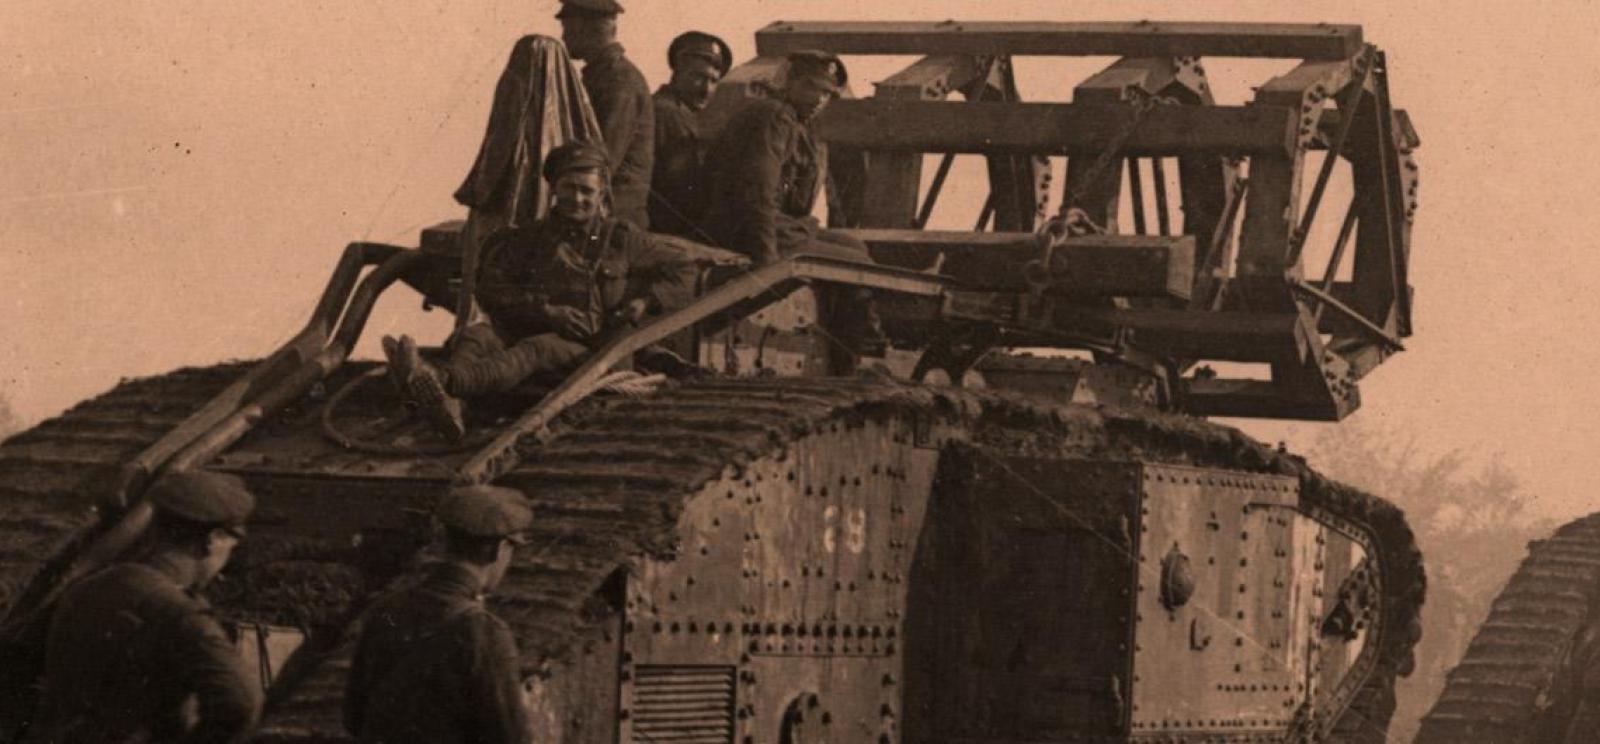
[452,35,603,333]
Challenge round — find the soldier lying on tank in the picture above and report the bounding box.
[649,31,732,238]
[384,140,695,439]
[345,485,535,744]
[702,50,886,357]
[26,472,263,744]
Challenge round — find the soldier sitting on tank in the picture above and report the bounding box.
[383,140,695,439]
[702,50,885,356]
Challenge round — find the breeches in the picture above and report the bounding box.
[442,324,591,396]
[775,214,872,263]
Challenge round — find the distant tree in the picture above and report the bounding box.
[0,394,19,441]
[1304,420,1554,744]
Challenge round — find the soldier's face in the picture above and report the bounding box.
[484,540,515,592]
[783,78,835,122]
[669,59,722,111]
[554,169,605,221]
[559,15,612,60]
[197,530,241,588]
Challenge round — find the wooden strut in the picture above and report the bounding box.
[1151,156,1172,236]
[1196,176,1248,312]
[914,54,1003,231]
[1372,50,1413,330]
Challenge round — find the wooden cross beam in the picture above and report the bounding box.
[757,21,1364,60]
[813,100,1299,156]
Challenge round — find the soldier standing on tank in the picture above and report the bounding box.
[382,141,694,438]
[558,0,653,229]
[26,471,262,744]
[703,50,886,356]
[648,31,732,238]
[344,485,535,744]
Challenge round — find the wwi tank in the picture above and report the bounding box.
[1415,515,1600,744]
[0,20,1423,744]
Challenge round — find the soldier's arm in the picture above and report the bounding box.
[169,609,263,744]
[622,228,697,314]
[467,613,533,744]
[590,71,640,169]
[728,112,787,264]
[652,103,699,183]
[476,230,551,329]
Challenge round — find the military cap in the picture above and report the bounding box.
[668,31,732,77]
[785,50,848,93]
[437,485,533,542]
[541,139,611,182]
[147,471,255,534]
[555,0,624,19]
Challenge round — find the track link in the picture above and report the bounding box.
[1414,513,1600,744]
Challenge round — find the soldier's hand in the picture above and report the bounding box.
[545,304,595,339]
[610,298,652,327]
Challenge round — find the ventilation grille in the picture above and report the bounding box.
[631,665,736,744]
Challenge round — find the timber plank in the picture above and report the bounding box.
[756,21,1363,60]
[813,100,1297,156]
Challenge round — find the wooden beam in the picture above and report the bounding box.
[1050,237,1194,300]
[874,54,990,99]
[1182,379,1348,421]
[812,100,1298,155]
[855,229,1193,300]
[756,21,1364,60]
[1059,308,1305,363]
[858,56,975,228]
[1315,108,1419,150]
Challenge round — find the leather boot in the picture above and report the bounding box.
[382,335,466,440]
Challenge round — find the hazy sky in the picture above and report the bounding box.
[5,0,1599,517]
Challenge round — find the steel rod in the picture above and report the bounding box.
[1311,198,1359,327]
[915,153,958,229]
[1292,280,1403,351]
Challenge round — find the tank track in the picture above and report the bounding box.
[1414,513,1600,743]
[0,362,254,617]
[0,368,1425,743]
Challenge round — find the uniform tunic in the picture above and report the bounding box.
[649,87,708,238]
[582,43,654,229]
[441,214,694,394]
[344,562,531,744]
[703,97,868,265]
[28,559,262,744]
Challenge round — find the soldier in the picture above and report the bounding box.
[383,141,694,438]
[344,485,534,744]
[27,471,262,744]
[558,0,654,229]
[649,31,732,238]
[703,50,885,356]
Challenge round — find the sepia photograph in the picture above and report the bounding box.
[1,1,1595,742]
